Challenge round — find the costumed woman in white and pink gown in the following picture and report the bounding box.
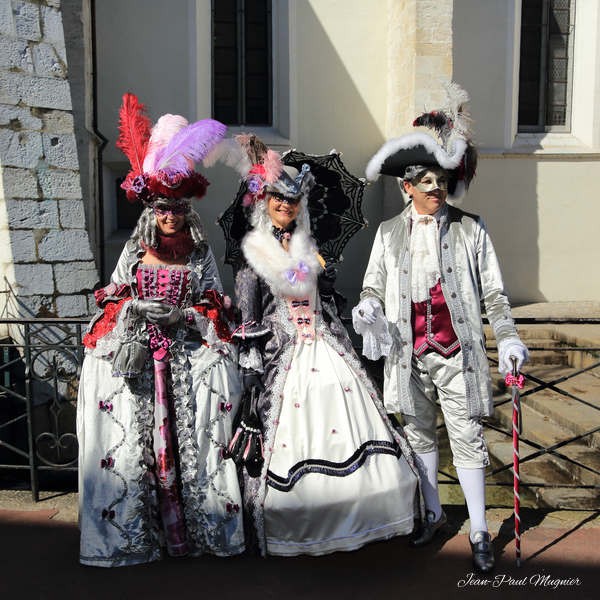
[77,94,244,567]
[213,135,421,557]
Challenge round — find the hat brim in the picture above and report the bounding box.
[365,132,467,181]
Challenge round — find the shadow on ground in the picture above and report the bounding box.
[1,504,598,600]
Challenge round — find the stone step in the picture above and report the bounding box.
[535,487,600,510]
[520,389,600,450]
[492,397,576,450]
[489,398,600,488]
[484,324,600,369]
[484,429,600,510]
[487,338,572,367]
[492,365,600,448]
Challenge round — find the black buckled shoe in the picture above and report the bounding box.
[409,510,447,547]
[470,531,495,573]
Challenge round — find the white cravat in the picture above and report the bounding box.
[410,207,442,303]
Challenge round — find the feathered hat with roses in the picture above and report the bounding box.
[116,93,227,206]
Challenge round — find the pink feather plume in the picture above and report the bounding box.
[262,149,283,183]
[143,113,189,173]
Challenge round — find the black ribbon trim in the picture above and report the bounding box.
[266,440,400,492]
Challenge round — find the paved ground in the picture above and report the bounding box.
[0,490,599,600]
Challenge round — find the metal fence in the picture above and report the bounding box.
[0,316,599,505]
[0,318,87,500]
[441,317,600,509]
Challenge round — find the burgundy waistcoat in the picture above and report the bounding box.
[411,280,460,357]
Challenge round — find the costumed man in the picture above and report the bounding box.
[352,83,528,573]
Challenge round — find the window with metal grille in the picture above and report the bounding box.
[212,0,272,126]
[518,0,575,132]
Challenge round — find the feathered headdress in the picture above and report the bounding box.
[116,92,227,204]
[205,133,313,207]
[365,82,477,201]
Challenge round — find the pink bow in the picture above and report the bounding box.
[285,261,310,285]
[231,320,257,340]
[504,373,525,389]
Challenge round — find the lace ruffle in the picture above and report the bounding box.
[351,303,393,360]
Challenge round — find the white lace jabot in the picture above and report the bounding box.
[409,205,445,302]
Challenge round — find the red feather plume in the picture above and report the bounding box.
[116,93,152,175]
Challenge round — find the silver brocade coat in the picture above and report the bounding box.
[361,203,520,419]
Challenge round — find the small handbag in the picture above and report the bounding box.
[226,387,264,477]
[111,334,149,378]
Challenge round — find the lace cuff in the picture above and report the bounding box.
[351,304,393,360]
[239,345,263,373]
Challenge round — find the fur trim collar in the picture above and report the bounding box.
[242,228,320,298]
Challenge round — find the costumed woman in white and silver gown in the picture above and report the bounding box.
[77,94,244,567]
[215,135,421,557]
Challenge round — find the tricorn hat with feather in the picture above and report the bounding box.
[116,93,227,205]
[365,82,477,201]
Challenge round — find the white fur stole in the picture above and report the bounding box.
[242,229,321,299]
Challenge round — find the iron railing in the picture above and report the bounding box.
[0,318,87,500]
[0,316,599,505]
[438,317,600,509]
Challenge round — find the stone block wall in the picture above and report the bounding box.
[0,0,98,321]
[386,0,453,137]
[382,0,454,219]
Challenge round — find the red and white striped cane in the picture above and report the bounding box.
[506,357,525,567]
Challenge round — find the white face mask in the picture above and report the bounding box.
[414,171,449,193]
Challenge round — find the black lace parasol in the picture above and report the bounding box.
[217,150,367,270]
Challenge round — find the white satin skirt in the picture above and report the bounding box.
[264,338,417,556]
[77,342,244,567]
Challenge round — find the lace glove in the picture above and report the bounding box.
[242,368,265,394]
[353,296,382,325]
[318,264,337,298]
[352,297,392,360]
[497,339,529,374]
[130,299,184,326]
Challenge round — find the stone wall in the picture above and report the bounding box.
[0,0,98,321]
[382,0,454,219]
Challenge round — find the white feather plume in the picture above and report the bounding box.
[203,138,252,177]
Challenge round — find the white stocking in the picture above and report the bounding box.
[415,450,443,520]
[456,466,488,540]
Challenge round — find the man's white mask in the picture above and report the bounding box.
[414,170,449,193]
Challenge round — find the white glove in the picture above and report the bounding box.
[353,297,382,325]
[497,339,529,375]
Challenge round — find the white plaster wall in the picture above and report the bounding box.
[95,0,198,273]
[95,0,196,165]
[452,0,513,149]
[453,0,600,303]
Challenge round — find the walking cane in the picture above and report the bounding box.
[506,356,525,567]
